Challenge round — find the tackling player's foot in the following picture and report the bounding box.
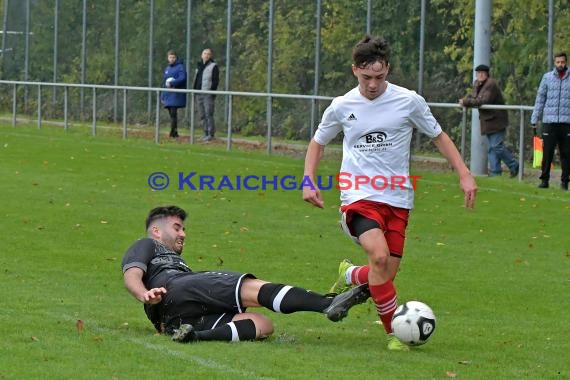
[172,324,198,343]
[324,283,370,322]
[387,333,410,351]
[329,258,354,295]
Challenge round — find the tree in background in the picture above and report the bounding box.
[0,0,566,140]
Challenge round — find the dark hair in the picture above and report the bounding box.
[167,50,177,57]
[554,51,567,60]
[474,64,490,73]
[145,205,187,230]
[352,35,391,69]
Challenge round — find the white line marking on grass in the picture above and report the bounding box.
[52,313,275,380]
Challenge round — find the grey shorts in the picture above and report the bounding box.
[161,270,255,332]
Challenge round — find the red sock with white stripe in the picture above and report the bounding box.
[369,280,398,333]
[348,265,370,285]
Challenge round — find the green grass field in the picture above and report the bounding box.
[1,124,568,379]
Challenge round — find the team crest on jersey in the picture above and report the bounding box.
[353,131,393,152]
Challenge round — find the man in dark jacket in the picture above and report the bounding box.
[161,50,187,138]
[460,64,519,177]
[193,48,219,142]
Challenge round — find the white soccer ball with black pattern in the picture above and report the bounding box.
[391,301,436,346]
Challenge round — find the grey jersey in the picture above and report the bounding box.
[121,238,191,289]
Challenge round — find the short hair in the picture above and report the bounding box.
[554,52,567,61]
[352,35,391,69]
[145,205,187,230]
[167,50,177,57]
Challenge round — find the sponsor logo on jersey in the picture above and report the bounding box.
[353,131,393,152]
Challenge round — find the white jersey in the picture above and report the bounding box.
[314,82,442,209]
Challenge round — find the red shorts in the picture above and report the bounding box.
[340,200,410,257]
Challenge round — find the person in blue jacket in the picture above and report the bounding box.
[531,52,570,190]
[161,50,187,138]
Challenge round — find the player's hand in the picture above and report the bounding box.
[143,287,167,305]
[460,174,477,209]
[303,186,324,209]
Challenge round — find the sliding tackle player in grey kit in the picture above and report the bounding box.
[121,205,370,343]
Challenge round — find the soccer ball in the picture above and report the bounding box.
[391,301,436,346]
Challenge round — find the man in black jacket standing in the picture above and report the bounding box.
[193,48,219,142]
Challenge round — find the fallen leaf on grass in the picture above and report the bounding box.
[76,319,84,334]
[458,360,471,365]
[446,371,457,378]
[31,336,39,342]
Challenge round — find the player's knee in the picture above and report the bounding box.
[251,314,274,338]
[369,254,390,271]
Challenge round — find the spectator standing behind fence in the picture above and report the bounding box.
[161,50,187,139]
[193,48,219,142]
[459,64,519,178]
[530,52,570,190]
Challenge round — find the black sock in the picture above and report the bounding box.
[195,319,257,342]
[257,283,331,314]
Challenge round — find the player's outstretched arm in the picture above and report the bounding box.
[123,267,167,305]
[432,132,477,208]
[302,139,326,209]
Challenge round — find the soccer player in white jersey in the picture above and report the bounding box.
[302,36,477,351]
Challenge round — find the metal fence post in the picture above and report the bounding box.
[122,88,127,139]
[155,90,160,144]
[226,94,232,151]
[92,87,97,136]
[189,92,195,144]
[518,108,525,181]
[37,84,41,129]
[64,86,68,131]
[460,107,467,160]
[12,84,17,127]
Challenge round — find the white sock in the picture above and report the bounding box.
[345,266,355,284]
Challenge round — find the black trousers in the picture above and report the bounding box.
[166,107,179,137]
[541,123,570,183]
